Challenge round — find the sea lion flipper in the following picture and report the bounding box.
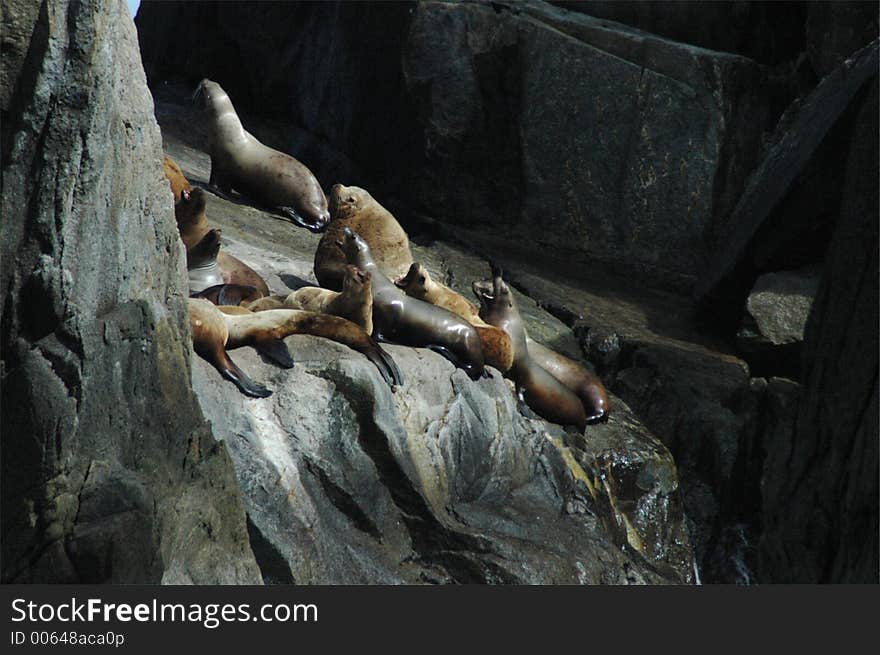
[277,206,325,233]
[370,339,404,388]
[220,353,272,398]
[427,344,482,380]
[254,339,295,369]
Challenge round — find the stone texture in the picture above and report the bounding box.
[758,77,878,583]
[0,0,260,583]
[695,38,879,325]
[742,269,820,346]
[806,1,880,78]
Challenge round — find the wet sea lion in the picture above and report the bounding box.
[315,184,413,291]
[338,227,484,379]
[189,299,403,394]
[473,268,587,431]
[192,283,263,307]
[193,79,329,232]
[289,265,374,334]
[175,187,270,296]
[526,338,609,424]
[164,154,192,202]
[395,262,513,373]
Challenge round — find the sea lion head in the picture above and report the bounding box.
[473,263,514,325]
[342,264,372,295]
[192,79,232,116]
[393,262,428,296]
[336,226,371,265]
[329,184,371,220]
[174,186,207,230]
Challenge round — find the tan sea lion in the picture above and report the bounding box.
[473,267,587,431]
[164,155,192,202]
[394,262,513,373]
[314,184,413,291]
[289,265,374,334]
[246,296,288,312]
[174,187,270,296]
[338,227,485,379]
[188,299,403,394]
[193,79,330,232]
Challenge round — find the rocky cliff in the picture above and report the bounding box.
[1,0,260,583]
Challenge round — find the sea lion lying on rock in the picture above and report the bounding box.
[188,298,403,396]
[473,266,587,431]
[315,184,413,291]
[193,79,329,232]
[288,265,374,335]
[338,227,484,380]
[395,262,513,374]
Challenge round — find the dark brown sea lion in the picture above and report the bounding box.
[193,79,329,232]
[473,267,587,431]
[395,262,513,374]
[526,338,609,424]
[290,265,374,334]
[174,187,270,296]
[338,227,484,380]
[314,184,413,291]
[188,299,403,394]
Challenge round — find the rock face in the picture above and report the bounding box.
[136,0,780,294]
[1,0,260,583]
[156,110,694,583]
[759,77,879,583]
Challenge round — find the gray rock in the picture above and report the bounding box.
[806,2,879,78]
[741,268,820,346]
[1,0,260,583]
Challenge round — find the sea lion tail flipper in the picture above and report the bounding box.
[219,352,272,398]
[254,339,295,369]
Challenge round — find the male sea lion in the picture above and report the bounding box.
[164,154,192,202]
[175,187,270,296]
[338,227,484,380]
[193,79,329,232]
[188,299,403,394]
[473,267,587,431]
[314,184,413,291]
[289,265,374,334]
[395,262,513,373]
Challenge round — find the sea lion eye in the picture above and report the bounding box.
[346,196,355,203]
[418,276,425,284]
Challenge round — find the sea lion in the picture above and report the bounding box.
[314,184,413,291]
[473,267,587,431]
[338,227,484,379]
[289,265,374,334]
[175,187,270,296]
[246,296,288,312]
[164,154,192,202]
[395,262,513,373]
[193,79,329,232]
[526,338,609,424]
[189,299,403,394]
[189,298,271,398]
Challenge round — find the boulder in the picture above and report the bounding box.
[0,0,260,583]
[736,267,821,377]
